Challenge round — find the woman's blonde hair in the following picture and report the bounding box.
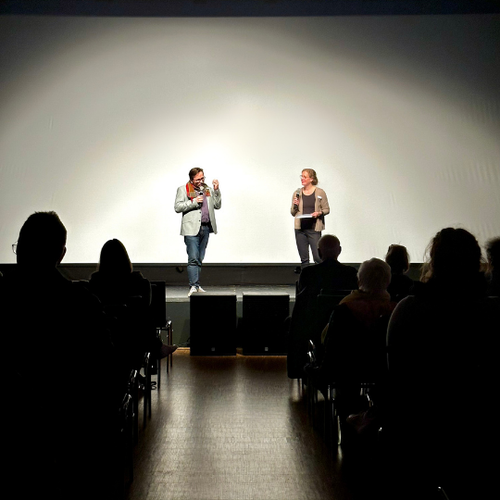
[302,169,318,186]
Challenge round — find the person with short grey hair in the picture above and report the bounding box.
[357,258,392,295]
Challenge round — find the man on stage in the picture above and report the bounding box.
[175,167,221,296]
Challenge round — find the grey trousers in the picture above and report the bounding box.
[295,229,322,268]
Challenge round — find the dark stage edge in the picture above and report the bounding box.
[0,263,423,284]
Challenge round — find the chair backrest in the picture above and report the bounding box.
[306,339,317,365]
[323,303,389,382]
[312,291,351,345]
[149,281,167,328]
[316,291,350,323]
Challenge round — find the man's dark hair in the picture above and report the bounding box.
[189,167,204,181]
[385,244,410,274]
[17,211,67,266]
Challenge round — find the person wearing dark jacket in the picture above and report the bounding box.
[385,243,414,302]
[386,227,499,499]
[1,211,118,500]
[89,238,176,383]
[297,234,357,300]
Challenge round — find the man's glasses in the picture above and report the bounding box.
[193,177,205,182]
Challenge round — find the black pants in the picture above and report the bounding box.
[295,229,322,268]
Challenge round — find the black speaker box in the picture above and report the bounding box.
[241,294,289,354]
[189,294,237,355]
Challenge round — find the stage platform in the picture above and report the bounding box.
[164,284,296,347]
[166,284,296,302]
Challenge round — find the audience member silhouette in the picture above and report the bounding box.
[89,239,176,385]
[485,236,500,296]
[1,211,119,500]
[386,227,499,499]
[288,235,357,378]
[297,234,358,299]
[385,243,413,302]
[313,258,396,419]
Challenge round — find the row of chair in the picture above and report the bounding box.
[299,298,454,500]
[294,291,348,445]
[111,281,174,498]
[304,339,378,447]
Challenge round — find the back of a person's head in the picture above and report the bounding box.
[358,258,391,293]
[318,234,341,261]
[385,244,410,274]
[16,211,67,267]
[425,227,481,283]
[98,239,133,276]
[486,237,500,270]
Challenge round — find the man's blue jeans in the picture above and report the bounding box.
[184,225,210,288]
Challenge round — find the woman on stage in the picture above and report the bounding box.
[291,168,330,268]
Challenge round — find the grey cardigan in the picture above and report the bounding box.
[174,184,222,236]
[290,186,330,231]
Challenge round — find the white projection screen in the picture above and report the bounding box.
[1,14,499,264]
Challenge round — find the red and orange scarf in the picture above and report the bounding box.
[186,182,210,201]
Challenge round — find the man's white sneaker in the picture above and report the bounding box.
[197,286,206,293]
[188,286,197,297]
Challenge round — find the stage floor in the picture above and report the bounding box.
[165,284,296,303]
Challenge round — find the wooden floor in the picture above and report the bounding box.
[126,350,395,500]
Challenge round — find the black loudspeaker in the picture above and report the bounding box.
[241,294,289,354]
[189,294,237,355]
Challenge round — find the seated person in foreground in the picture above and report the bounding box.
[89,239,176,382]
[0,211,118,500]
[385,243,414,302]
[310,258,396,417]
[386,227,499,499]
[287,235,357,378]
[297,234,358,299]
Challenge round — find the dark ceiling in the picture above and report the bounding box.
[2,0,500,17]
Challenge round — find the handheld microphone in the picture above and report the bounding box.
[295,188,301,201]
[196,187,204,206]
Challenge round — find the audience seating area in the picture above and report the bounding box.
[286,231,500,500]
[3,213,499,500]
[65,278,174,498]
[112,280,173,497]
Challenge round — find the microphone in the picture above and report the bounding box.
[295,188,301,201]
[196,187,204,206]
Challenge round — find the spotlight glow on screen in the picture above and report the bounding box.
[1,15,499,264]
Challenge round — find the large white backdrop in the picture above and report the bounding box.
[1,14,499,264]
